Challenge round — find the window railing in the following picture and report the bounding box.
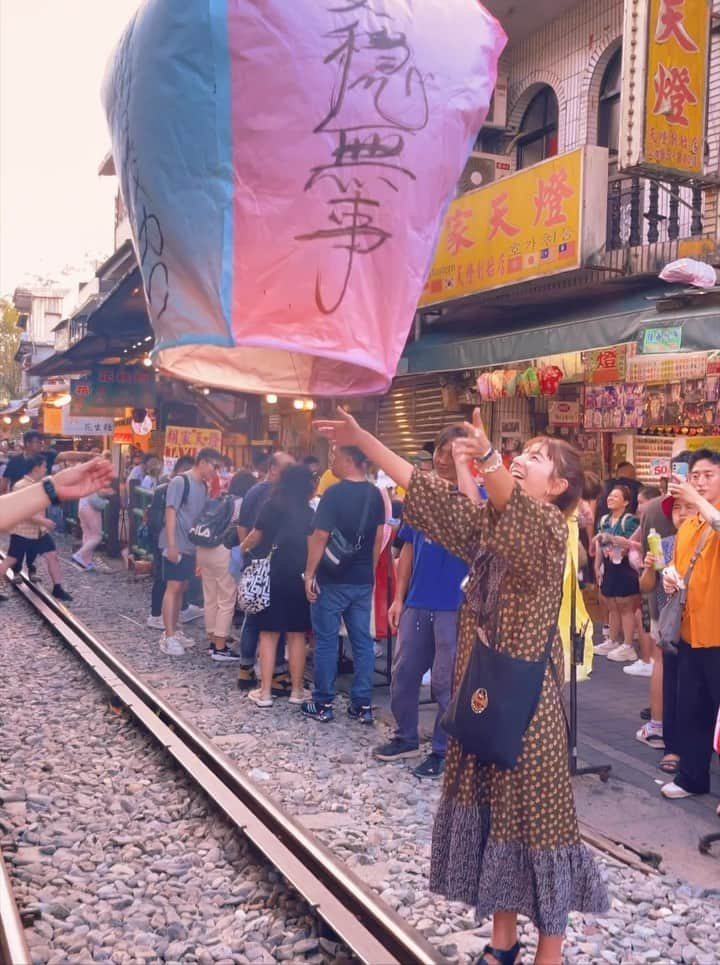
[606,173,703,251]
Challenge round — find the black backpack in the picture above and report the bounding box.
[189,494,236,548]
[146,475,190,536]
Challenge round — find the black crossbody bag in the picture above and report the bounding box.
[321,486,373,573]
[441,603,562,771]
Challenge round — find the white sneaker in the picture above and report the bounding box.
[159,634,185,656]
[421,670,431,686]
[593,639,618,655]
[179,604,204,624]
[661,781,695,799]
[606,643,638,662]
[175,629,194,645]
[146,615,165,630]
[635,723,664,748]
[623,659,654,677]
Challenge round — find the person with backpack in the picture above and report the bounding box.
[146,456,201,630]
[158,448,221,655]
[190,485,241,662]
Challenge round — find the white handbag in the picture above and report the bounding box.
[238,547,275,614]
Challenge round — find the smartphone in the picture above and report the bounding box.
[671,461,689,481]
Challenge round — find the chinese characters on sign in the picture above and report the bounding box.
[62,413,116,437]
[640,326,683,354]
[163,426,222,476]
[297,0,428,315]
[644,0,710,175]
[582,346,628,384]
[419,148,607,306]
[70,366,157,417]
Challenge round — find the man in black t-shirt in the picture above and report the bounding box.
[302,445,385,724]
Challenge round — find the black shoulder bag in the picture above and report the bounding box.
[321,485,374,574]
[442,603,561,771]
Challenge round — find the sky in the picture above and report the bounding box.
[0,0,140,297]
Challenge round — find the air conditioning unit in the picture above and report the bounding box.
[456,152,512,195]
[484,75,509,129]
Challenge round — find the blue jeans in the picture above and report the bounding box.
[311,583,374,707]
[390,607,458,755]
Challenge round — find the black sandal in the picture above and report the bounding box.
[478,941,521,965]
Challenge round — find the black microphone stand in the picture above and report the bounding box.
[569,560,611,781]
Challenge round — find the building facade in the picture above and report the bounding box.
[369,0,720,475]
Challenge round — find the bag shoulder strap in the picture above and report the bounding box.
[680,524,712,603]
[354,484,375,548]
[180,472,190,507]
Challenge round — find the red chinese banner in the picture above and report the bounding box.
[582,346,628,385]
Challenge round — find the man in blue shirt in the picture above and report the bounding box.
[373,425,474,778]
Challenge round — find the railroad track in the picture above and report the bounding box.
[0,568,439,965]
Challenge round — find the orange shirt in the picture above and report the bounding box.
[674,508,720,648]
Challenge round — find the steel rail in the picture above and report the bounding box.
[8,569,438,965]
[0,849,31,965]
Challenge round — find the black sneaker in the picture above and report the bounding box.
[373,739,421,761]
[301,700,334,723]
[640,707,651,721]
[413,752,445,778]
[52,586,73,602]
[210,645,241,663]
[348,704,374,726]
[271,673,293,698]
[237,667,257,690]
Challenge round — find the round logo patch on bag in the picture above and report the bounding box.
[470,688,489,715]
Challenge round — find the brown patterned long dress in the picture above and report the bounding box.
[404,470,608,935]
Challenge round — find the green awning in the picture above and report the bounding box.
[401,296,720,374]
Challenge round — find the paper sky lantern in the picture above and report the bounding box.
[103,0,506,396]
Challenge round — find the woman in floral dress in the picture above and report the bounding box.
[313,409,608,965]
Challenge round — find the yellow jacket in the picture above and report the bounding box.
[559,515,594,682]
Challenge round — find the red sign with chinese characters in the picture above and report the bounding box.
[583,346,628,385]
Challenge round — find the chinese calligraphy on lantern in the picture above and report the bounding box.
[297,0,428,315]
[420,147,608,306]
[643,0,709,175]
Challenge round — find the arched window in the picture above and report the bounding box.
[597,48,622,168]
[516,87,558,170]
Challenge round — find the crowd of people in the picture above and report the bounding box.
[2,419,719,964]
[577,453,720,807]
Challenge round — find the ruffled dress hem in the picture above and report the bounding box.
[430,798,610,935]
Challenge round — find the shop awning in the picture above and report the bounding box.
[0,399,27,416]
[401,289,720,374]
[29,267,151,377]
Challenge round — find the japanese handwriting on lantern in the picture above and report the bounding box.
[533,169,574,227]
[445,209,475,256]
[298,0,428,314]
[653,63,697,127]
[655,0,698,53]
[488,192,520,241]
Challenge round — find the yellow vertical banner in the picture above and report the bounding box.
[643,0,710,176]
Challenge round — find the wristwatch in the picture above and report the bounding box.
[42,477,61,506]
